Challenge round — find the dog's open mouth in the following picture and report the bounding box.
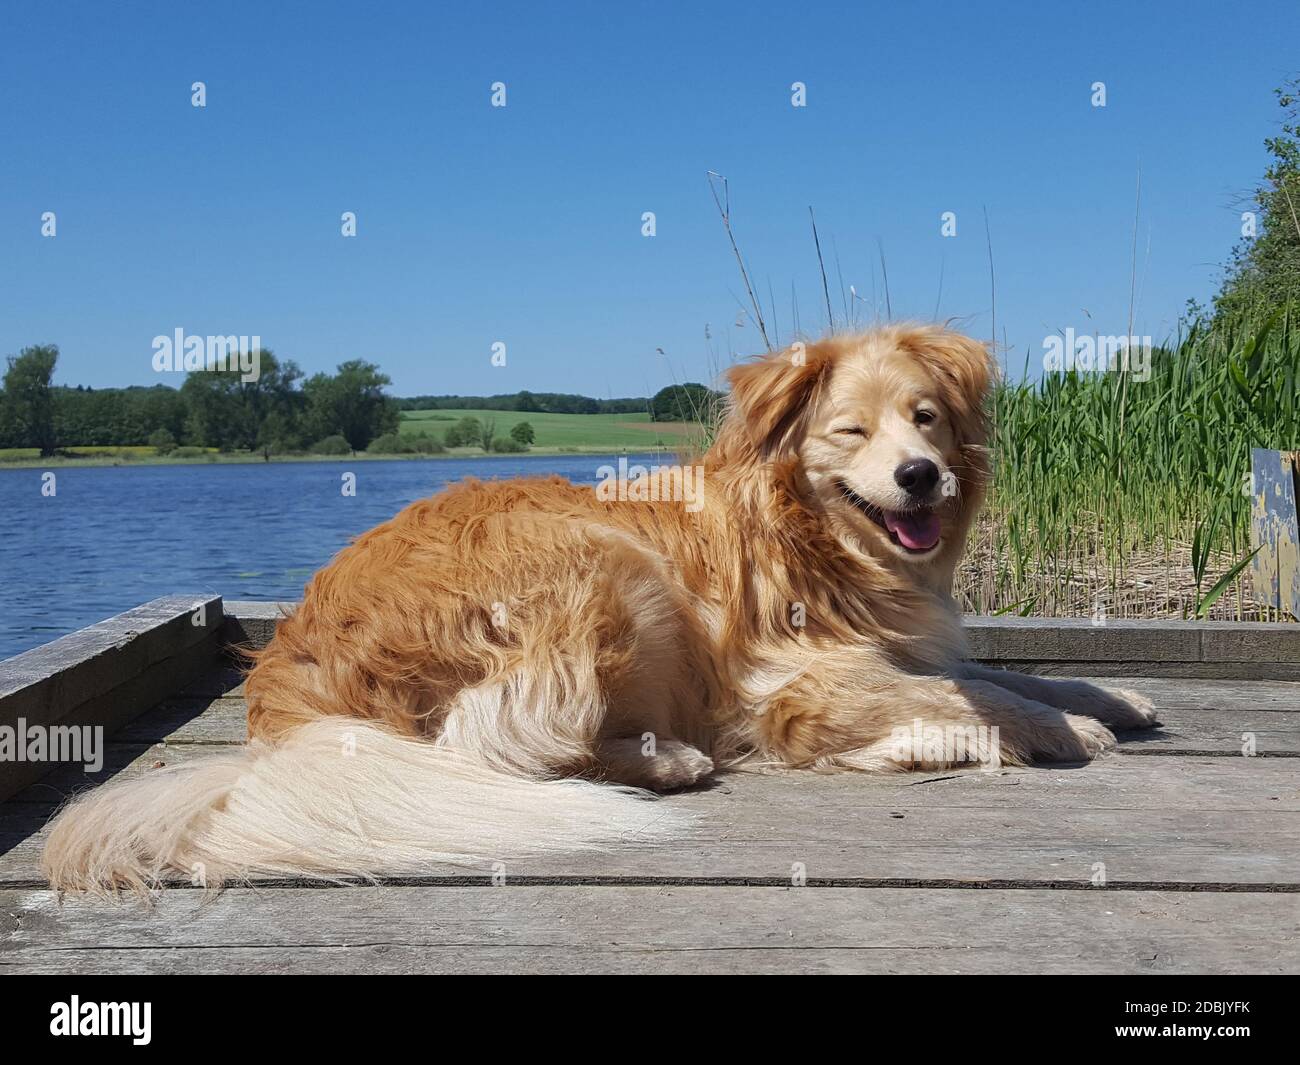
[837,482,942,553]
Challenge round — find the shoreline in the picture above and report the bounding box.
[0,445,683,470]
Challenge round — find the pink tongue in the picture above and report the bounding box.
[884,510,941,551]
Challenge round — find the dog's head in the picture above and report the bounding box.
[723,324,994,572]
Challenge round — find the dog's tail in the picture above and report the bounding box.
[42,717,677,896]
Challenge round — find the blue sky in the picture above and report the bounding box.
[1,0,1296,397]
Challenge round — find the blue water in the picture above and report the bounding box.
[0,454,662,661]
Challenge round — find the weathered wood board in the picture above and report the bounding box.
[4,720,1299,887]
[0,595,224,801]
[230,603,1300,679]
[2,884,1295,975]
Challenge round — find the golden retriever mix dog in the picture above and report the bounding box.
[45,324,1159,893]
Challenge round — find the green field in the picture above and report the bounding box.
[400,408,700,452]
[0,412,705,467]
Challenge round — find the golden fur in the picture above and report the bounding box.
[43,324,1158,894]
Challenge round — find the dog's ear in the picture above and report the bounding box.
[899,327,996,445]
[725,340,836,459]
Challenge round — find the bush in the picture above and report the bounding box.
[490,436,528,453]
[366,432,413,455]
[509,421,535,446]
[408,432,445,454]
[312,435,352,455]
[649,383,720,422]
[147,428,177,454]
[443,416,483,448]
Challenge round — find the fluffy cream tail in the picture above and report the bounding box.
[42,717,679,896]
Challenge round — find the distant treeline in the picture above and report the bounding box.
[0,346,400,457]
[396,391,648,415]
[393,386,722,420]
[0,346,720,458]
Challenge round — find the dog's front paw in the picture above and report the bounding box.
[1014,712,1116,765]
[645,742,716,791]
[1062,714,1118,760]
[598,737,715,792]
[1075,686,1160,730]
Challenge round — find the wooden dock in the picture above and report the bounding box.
[2,598,1298,974]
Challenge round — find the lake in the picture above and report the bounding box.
[0,454,666,661]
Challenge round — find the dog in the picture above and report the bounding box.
[43,323,1159,894]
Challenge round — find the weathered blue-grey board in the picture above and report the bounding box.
[1251,448,1300,620]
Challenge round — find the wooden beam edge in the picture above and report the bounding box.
[0,596,225,802]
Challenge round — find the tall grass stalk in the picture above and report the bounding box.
[958,309,1299,620]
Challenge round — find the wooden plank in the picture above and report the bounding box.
[0,807,52,875]
[224,602,1300,677]
[0,596,224,801]
[1115,709,1300,754]
[32,682,1300,758]
[998,660,1300,680]
[220,601,293,651]
[13,706,1300,799]
[3,752,1298,887]
[964,616,1200,663]
[68,700,1300,755]
[2,884,1295,975]
[1072,676,1300,711]
[8,742,182,803]
[0,596,223,719]
[67,675,1300,754]
[115,696,248,744]
[175,664,245,699]
[965,615,1300,674]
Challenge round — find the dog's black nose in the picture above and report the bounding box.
[894,458,940,495]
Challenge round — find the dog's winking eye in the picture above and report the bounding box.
[833,425,866,437]
[913,409,937,426]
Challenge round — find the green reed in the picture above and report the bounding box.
[959,307,1300,620]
